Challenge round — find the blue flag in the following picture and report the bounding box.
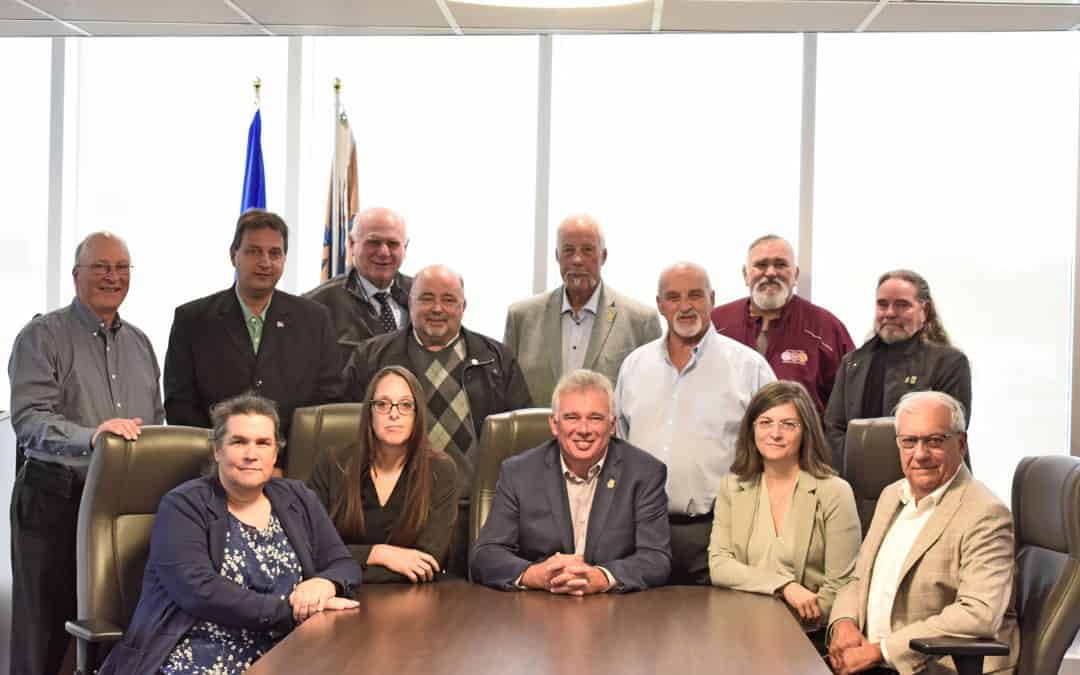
[240,109,266,212]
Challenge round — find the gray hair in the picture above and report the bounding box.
[657,261,712,295]
[550,369,615,418]
[893,391,967,433]
[73,231,129,267]
[410,264,466,298]
[556,214,607,252]
[210,392,286,450]
[746,234,793,256]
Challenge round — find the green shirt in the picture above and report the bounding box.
[236,286,272,354]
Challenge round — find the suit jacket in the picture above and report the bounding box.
[303,270,413,369]
[470,438,671,592]
[98,476,361,675]
[308,447,459,583]
[503,284,662,407]
[708,470,861,623]
[824,335,972,469]
[343,326,533,495]
[163,287,343,464]
[829,467,1018,675]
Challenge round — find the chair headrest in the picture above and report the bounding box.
[1013,455,1080,555]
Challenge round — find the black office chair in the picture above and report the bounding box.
[64,426,212,675]
[911,454,1080,674]
[286,403,366,483]
[842,417,903,535]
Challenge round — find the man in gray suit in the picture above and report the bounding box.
[503,214,662,407]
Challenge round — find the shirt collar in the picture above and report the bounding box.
[71,297,122,333]
[412,329,462,352]
[356,270,394,299]
[899,464,962,510]
[561,282,602,318]
[235,284,271,322]
[748,293,796,320]
[661,323,717,364]
[560,448,607,484]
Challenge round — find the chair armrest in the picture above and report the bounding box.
[909,637,1010,657]
[65,619,124,644]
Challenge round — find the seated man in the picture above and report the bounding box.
[470,369,671,593]
[827,391,1017,675]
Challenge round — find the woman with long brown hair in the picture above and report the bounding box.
[309,365,458,583]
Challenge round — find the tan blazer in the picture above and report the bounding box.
[829,466,1019,675]
[708,470,861,622]
[503,283,661,407]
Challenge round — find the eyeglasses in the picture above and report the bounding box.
[754,419,802,434]
[371,399,416,416]
[76,263,133,277]
[896,433,957,450]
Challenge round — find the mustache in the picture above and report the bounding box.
[755,278,787,291]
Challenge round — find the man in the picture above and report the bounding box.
[344,264,532,575]
[504,213,661,408]
[827,391,1017,675]
[471,369,671,593]
[304,206,412,367]
[824,269,971,470]
[616,262,775,584]
[164,209,342,467]
[8,232,164,675]
[711,234,854,416]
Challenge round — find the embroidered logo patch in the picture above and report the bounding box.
[780,349,809,366]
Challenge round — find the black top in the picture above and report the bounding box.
[862,335,918,418]
[358,470,407,548]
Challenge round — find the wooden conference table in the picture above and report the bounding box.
[247,580,831,675]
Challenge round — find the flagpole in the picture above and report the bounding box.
[253,77,262,108]
[331,78,342,276]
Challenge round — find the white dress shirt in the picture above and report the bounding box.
[560,284,601,375]
[357,272,406,328]
[615,326,775,516]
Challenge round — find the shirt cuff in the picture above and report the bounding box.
[598,566,617,592]
[513,572,528,590]
[879,639,892,666]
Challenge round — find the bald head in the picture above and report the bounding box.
[350,207,408,289]
[72,231,132,325]
[658,262,711,295]
[410,265,466,351]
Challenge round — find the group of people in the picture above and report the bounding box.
[7,205,1012,675]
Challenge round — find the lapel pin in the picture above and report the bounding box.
[905,375,918,385]
[276,321,285,328]
[607,478,616,489]
[607,307,616,323]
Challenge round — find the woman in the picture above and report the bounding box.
[100,393,361,675]
[708,381,860,643]
[309,365,458,583]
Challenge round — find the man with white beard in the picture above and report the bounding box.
[711,235,854,417]
[615,262,774,584]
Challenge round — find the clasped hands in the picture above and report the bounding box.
[288,577,359,623]
[827,619,884,675]
[520,553,611,596]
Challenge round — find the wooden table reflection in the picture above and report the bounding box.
[246,580,830,675]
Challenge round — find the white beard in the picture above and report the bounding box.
[751,281,790,311]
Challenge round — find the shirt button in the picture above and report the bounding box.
[255,380,263,388]
[116,402,122,408]
[111,374,117,379]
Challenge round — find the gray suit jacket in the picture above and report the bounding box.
[503,284,661,407]
[829,466,1019,675]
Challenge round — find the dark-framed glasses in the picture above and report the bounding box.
[371,399,416,416]
[896,433,956,450]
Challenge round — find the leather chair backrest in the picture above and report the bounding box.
[287,403,366,483]
[1012,455,1080,675]
[843,417,903,535]
[76,426,212,631]
[469,408,554,544]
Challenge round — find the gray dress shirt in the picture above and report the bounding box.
[8,298,164,475]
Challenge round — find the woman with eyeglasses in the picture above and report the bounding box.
[708,381,860,649]
[309,366,458,583]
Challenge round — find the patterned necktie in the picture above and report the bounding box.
[373,292,398,333]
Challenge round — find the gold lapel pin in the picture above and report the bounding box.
[607,478,616,489]
[607,307,616,323]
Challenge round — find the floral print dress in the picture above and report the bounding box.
[160,512,302,675]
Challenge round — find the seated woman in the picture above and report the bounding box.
[708,381,860,644]
[99,393,361,675]
[309,365,458,583]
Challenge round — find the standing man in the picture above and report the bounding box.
[712,234,854,416]
[344,264,533,575]
[828,392,1016,675]
[504,213,661,408]
[824,269,971,470]
[305,206,412,367]
[471,369,671,593]
[164,209,342,467]
[9,232,164,675]
[616,262,775,584]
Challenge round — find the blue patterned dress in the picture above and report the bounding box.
[160,512,302,674]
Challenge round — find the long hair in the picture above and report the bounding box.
[330,366,438,546]
[877,269,950,346]
[730,381,835,480]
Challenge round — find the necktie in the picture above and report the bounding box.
[373,292,398,333]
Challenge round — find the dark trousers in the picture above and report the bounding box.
[10,459,84,675]
[668,513,712,585]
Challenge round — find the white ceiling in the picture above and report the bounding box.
[2,0,1078,36]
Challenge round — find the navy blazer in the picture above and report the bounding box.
[163,286,343,454]
[470,438,671,592]
[99,477,361,675]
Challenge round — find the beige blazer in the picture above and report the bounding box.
[503,283,661,407]
[829,466,1019,675]
[708,470,861,622]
